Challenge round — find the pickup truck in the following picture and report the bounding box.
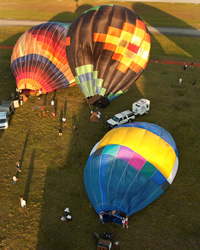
[106,110,135,128]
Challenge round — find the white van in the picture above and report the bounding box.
[0,112,9,129]
[132,99,150,115]
[0,100,15,115]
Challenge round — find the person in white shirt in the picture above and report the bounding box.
[20,197,26,208]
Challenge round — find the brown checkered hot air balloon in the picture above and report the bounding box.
[66,5,151,108]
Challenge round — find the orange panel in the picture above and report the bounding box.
[117,62,128,73]
[130,61,141,73]
[144,33,151,43]
[123,22,135,33]
[104,43,116,52]
[136,19,146,31]
[112,53,123,61]
[107,26,121,38]
[94,33,107,42]
[65,37,70,46]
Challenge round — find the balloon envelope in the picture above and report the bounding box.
[11,22,76,95]
[66,5,151,108]
[84,122,178,223]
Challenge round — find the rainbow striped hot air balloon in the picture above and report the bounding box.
[11,22,76,96]
[84,122,178,225]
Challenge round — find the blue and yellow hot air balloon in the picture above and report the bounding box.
[84,122,179,225]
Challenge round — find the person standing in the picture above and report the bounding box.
[125,215,129,228]
[122,217,125,228]
[192,80,196,85]
[13,176,18,184]
[58,128,62,136]
[11,93,15,100]
[64,207,70,216]
[62,117,66,125]
[16,161,21,172]
[38,90,42,99]
[19,197,26,208]
[99,212,104,224]
[51,100,55,109]
[178,78,182,86]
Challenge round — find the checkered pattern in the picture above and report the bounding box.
[94,20,151,73]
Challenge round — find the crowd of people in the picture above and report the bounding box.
[178,62,196,86]
[61,207,72,222]
[12,161,27,208]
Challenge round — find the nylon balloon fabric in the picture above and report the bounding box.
[66,5,151,108]
[84,122,178,223]
[11,22,76,96]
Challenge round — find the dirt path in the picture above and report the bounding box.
[0,19,200,37]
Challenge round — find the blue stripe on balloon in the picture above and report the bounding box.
[84,158,99,213]
[100,154,110,210]
[90,155,103,213]
[151,170,166,186]
[11,54,70,88]
[96,86,101,94]
[127,181,164,215]
[78,72,93,84]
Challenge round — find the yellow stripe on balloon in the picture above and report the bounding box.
[97,127,176,179]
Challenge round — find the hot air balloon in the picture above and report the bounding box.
[11,22,76,96]
[66,5,151,108]
[84,122,178,225]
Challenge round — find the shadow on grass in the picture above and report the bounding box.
[23,149,35,204]
[132,3,200,59]
[16,130,30,179]
[49,4,93,22]
[59,106,63,130]
[36,81,145,249]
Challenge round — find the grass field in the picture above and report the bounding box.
[1,0,200,28]
[0,1,200,250]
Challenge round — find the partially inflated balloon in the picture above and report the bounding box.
[11,22,76,95]
[66,5,151,108]
[84,122,178,224]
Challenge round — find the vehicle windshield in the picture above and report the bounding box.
[112,116,119,122]
[0,119,7,123]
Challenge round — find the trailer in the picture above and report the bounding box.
[132,98,150,115]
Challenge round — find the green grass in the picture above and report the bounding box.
[0,50,199,249]
[0,1,200,249]
[1,1,200,28]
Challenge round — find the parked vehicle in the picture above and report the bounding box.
[0,112,9,130]
[94,232,113,250]
[132,98,150,115]
[106,110,135,128]
[106,99,150,129]
[0,100,15,115]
